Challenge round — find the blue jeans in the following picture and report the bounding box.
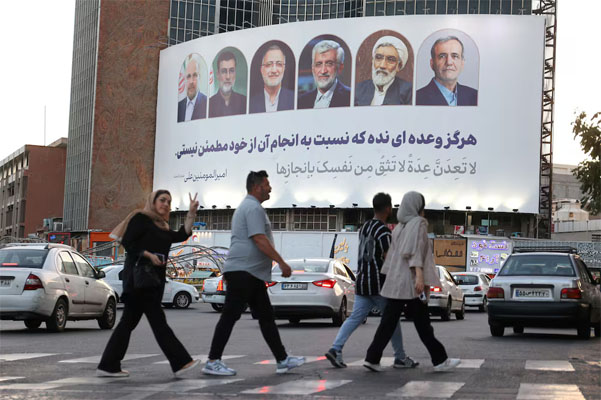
[332,294,406,360]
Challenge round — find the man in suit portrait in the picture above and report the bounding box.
[178,54,207,122]
[249,45,294,113]
[355,36,412,106]
[298,40,351,109]
[416,36,478,106]
[209,51,246,117]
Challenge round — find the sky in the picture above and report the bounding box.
[0,1,597,166]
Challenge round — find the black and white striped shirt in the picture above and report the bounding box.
[355,219,391,296]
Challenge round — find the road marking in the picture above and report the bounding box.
[0,382,66,390]
[517,383,584,400]
[59,354,159,363]
[0,353,59,362]
[457,359,484,368]
[387,381,464,398]
[124,378,244,392]
[153,354,244,364]
[347,357,396,367]
[242,379,351,395]
[254,356,326,365]
[585,360,600,367]
[0,377,25,382]
[46,377,124,385]
[525,360,575,371]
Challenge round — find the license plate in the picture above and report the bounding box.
[0,279,11,287]
[513,288,551,298]
[281,282,308,290]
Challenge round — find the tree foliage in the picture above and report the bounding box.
[571,111,600,215]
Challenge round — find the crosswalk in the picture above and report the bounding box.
[0,352,598,399]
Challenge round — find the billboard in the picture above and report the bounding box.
[155,15,545,213]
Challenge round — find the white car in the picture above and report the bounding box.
[101,265,200,309]
[268,258,356,326]
[452,271,491,311]
[201,275,226,312]
[0,243,117,332]
[427,266,465,320]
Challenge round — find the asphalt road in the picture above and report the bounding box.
[0,303,599,399]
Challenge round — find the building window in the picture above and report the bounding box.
[267,209,287,230]
[293,208,337,231]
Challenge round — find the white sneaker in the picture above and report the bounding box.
[96,369,129,378]
[174,359,200,378]
[362,361,384,372]
[202,359,237,376]
[433,358,461,372]
[276,356,306,374]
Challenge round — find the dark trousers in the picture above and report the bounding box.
[208,271,287,362]
[366,298,448,366]
[98,289,192,373]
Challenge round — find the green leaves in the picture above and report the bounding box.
[571,111,601,214]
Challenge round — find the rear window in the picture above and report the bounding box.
[272,261,330,273]
[454,275,479,285]
[498,254,575,277]
[0,249,49,269]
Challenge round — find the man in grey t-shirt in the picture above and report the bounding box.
[203,171,305,376]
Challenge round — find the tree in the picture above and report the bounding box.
[571,111,601,215]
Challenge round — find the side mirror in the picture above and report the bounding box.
[96,270,106,279]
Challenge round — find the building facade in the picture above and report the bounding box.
[0,139,68,238]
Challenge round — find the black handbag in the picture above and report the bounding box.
[133,256,163,289]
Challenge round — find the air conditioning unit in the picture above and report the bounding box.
[53,222,64,232]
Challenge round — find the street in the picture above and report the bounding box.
[0,303,599,399]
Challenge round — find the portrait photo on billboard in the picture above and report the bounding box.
[354,30,414,107]
[177,53,208,123]
[297,35,352,110]
[249,40,296,114]
[209,47,248,118]
[415,29,479,106]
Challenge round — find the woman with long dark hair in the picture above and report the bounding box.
[97,190,199,378]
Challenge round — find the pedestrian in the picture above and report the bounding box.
[364,191,460,372]
[202,170,305,376]
[97,190,200,378]
[325,193,418,369]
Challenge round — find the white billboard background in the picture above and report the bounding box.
[155,16,544,213]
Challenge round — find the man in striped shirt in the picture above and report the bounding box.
[325,193,418,369]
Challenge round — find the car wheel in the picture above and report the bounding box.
[98,298,116,329]
[479,297,488,312]
[332,297,347,327]
[46,298,68,332]
[24,320,42,330]
[513,326,524,334]
[211,303,224,312]
[289,318,300,324]
[440,298,452,321]
[174,292,191,309]
[577,324,591,340]
[490,323,504,337]
[455,300,465,320]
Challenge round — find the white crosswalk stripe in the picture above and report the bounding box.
[456,359,484,368]
[254,355,326,365]
[516,383,585,400]
[0,377,25,382]
[242,379,352,395]
[386,381,465,398]
[525,360,575,371]
[346,358,484,368]
[59,354,159,363]
[0,353,60,362]
[347,357,396,367]
[153,354,244,364]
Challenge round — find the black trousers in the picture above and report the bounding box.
[208,271,287,362]
[365,298,448,366]
[98,289,192,373]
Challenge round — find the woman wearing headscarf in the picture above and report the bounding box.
[97,190,200,378]
[363,191,460,372]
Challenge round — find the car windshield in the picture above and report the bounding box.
[0,249,49,269]
[498,254,575,277]
[272,260,330,273]
[454,275,479,285]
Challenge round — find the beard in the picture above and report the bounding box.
[220,82,233,95]
[263,73,283,88]
[372,67,395,87]
[314,73,336,91]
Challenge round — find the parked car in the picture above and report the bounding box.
[268,258,356,326]
[452,272,491,311]
[0,243,117,332]
[427,265,465,320]
[101,265,200,309]
[487,248,601,339]
[201,275,227,312]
